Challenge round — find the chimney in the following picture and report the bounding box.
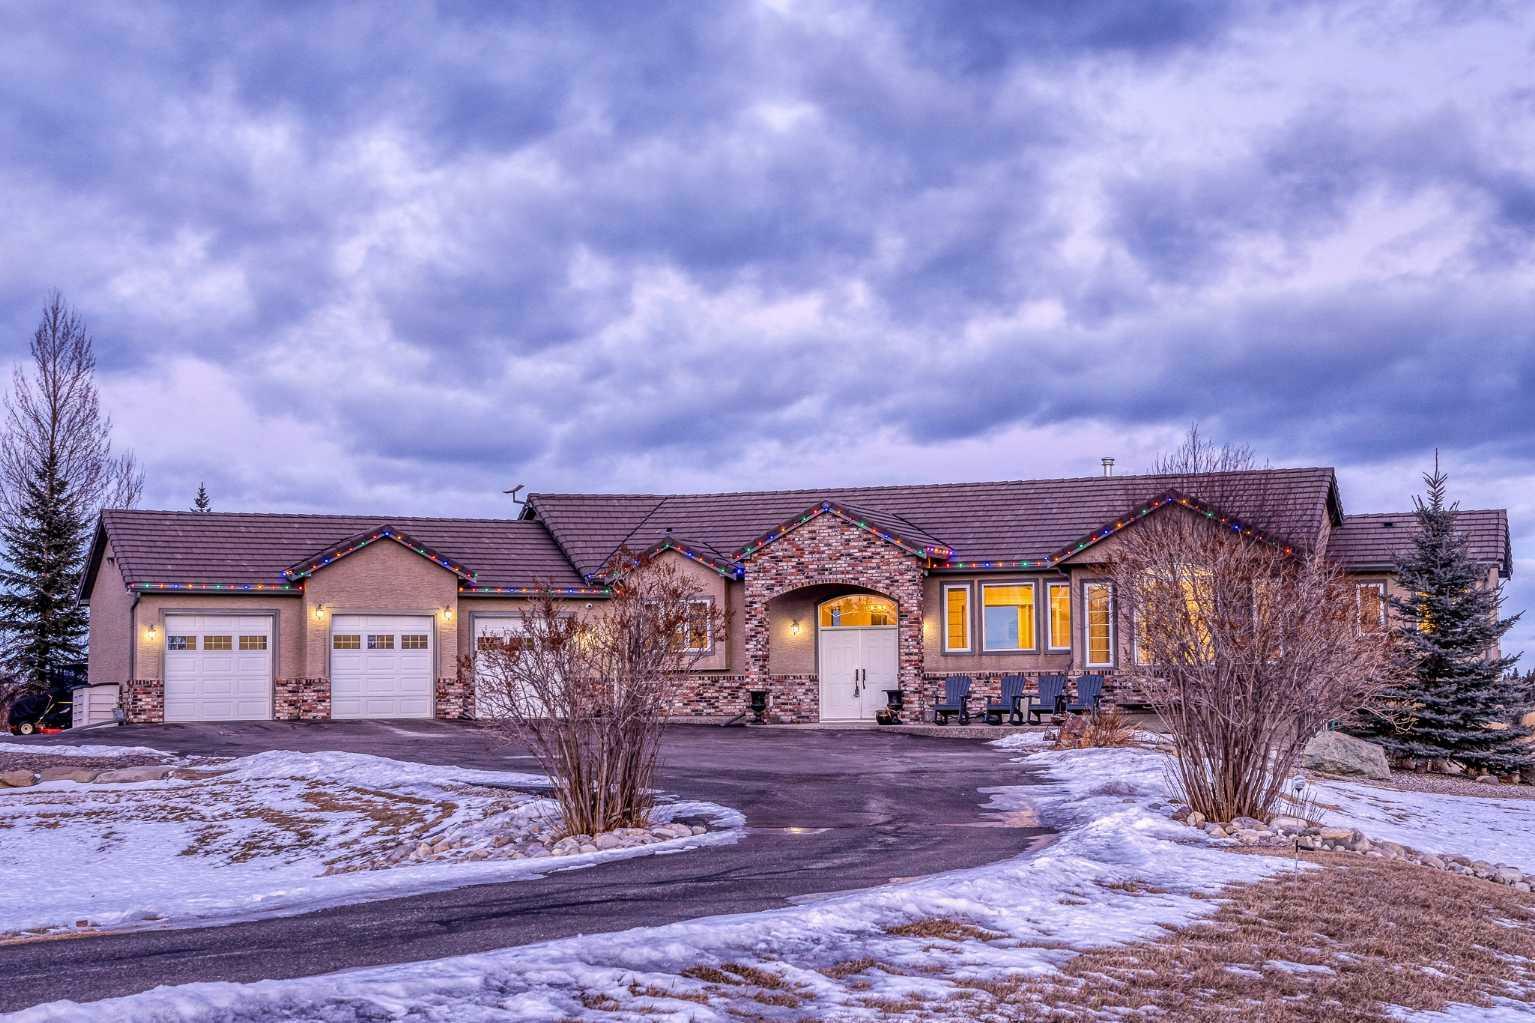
[1101,457,1115,477]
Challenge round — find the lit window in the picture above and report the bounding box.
[401,634,429,650]
[982,583,1037,651]
[1047,582,1071,650]
[1084,582,1114,667]
[203,635,232,651]
[942,584,971,652]
[683,599,712,652]
[167,635,195,651]
[819,594,896,628]
[1357,583,1386,632]
[368,634,395,650]
[238,635,267,651]
[332,634,360,650]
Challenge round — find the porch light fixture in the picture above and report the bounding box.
[440,606,455,622]
[789,619,801,637]
[145,623,158,640]
[312,603,328,622]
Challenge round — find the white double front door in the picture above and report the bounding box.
[817,627,898,721]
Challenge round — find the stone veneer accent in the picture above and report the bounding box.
[668,672,818,724]
[274,677,331,721]
[121,678,164,724]
[436,675,475,720]
[742,513,927,720]
[920,670,1137,720]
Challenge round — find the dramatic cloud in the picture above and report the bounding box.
[1,0,1531,654]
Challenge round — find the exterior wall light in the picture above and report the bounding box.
[145,623,158,640]
[789,619,801,637]
[440,606,455,622]
[312,603,328,622]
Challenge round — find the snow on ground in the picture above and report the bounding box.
[0,738,173,759]
[12,743,1289,1023]
[1394,999,1535,1021]
[1310,776,1535,872]
[0,747,742,939]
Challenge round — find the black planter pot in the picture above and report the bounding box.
[748,689,769,724]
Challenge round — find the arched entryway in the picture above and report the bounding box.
[816,593,899,721]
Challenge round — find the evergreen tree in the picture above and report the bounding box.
[1350,460,1529,773]
[192,482,212,512]
[0,293,142,695]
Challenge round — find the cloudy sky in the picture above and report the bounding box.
[1,1,1531,654]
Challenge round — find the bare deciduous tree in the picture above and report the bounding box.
[467,555,722,837]
[1114,429,1406,821]
[0,292,142,702]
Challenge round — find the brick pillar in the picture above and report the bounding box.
[121,679,164,724]
[435,675,474,720]
[274,678,331,720]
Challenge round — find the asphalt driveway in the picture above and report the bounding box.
[1,720,1050,1012]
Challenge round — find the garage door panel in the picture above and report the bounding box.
[164,615,273,722]
[331,615,434,719]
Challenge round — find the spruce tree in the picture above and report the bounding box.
[0,293,142,695]
[192,482,212,512]
[1351,460,1529,773]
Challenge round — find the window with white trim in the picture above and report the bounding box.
[367,634,395,650]
[401,634,429,650]
[1083,581,1115,668]
[333,634,361,650]
[681,598,713,652]
[942,583,971,652]
[981,581,1037,651]
[1357,582,1386,632]
[167,635,195,651]
[238,635,267,651]
[1046,581,1071,650]
[202,635,232,651]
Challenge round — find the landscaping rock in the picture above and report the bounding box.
[1185,811,1206,829]
[1493,866,1522,885]
[592,832,623,851]
[1474,774,1499,785]
[1300,730,1390,780]
[1440,759,1466,777]
[1,769,39,787]
[94,766,173,784]
[1230,815,1265,831]
[1203,823,1229,838]
[38,767,97,784]
[1268,815,1308,834]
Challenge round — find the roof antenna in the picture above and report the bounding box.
[503,483,526,505]
[1101,457,1115,477]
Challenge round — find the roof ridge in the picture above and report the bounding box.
[1345,508,1507,518]
[104,508,533,525]
[526,466,1338,502]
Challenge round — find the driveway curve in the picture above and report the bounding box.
[1,721,1050,1012]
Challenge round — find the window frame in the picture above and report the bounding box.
[367,633,396,650]
[167,635,196,652]
[1082,580,1117,669]
[400,633,430,650]
[1045,580,1072,651]
[238,634,267,651]
[1356,582,1387,632]
[681,597,715,654]
[979,580,1039,653]
[941,583,972,653]
[202,634,233,652]
[332,633,361,650]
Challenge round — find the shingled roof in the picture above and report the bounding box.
[525,467,1344,579]
[1327,509,1513,578]
[86,510,590,594]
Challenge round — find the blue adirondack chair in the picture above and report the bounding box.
[1026,675,1067,724]
[933,676,972,725]
[983,674,1029,725]
[1064,674,1105,715]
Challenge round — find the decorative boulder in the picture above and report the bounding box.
[1301,731,1390,781]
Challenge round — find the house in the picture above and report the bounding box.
[78,468,1513,726]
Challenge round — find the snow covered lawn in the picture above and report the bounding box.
[0,746,741,940]
[1307,777,1535,872]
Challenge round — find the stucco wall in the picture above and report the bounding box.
[86,539,134,683]
[303,540,460,679]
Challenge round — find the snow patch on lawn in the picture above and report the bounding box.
[0,739,172,759]
[0,747,742,940]
[13,744,1286,1023]
[1312,778,1535,872]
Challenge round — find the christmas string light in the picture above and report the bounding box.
[1046,490,1295,565]
[131,581,300,593]
[460,583,612,596]
[731,500,954,563]
[283,526,477,582]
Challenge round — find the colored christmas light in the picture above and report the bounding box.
[460,583,613,596]
[283,525,477,582]
[731,500,954,563]
[131,581,300,593]
[1045,490,1295,565]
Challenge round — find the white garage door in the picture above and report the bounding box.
[164,615,274,722]
[330,615,434,719]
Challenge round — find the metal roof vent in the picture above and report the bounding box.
[1101,457,1115,477]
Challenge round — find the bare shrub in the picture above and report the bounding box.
[1053,706,1136,749]
[1112,429,1407,822]
[467,555,722,837]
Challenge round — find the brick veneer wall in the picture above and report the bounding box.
[274,677,331,720]
[121,679,164,724]
[667,672,818,723]
[742,513,927,716]
[436,675,474,720]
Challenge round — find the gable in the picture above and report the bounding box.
[282,525,476,583]
[1051,490,1299,566]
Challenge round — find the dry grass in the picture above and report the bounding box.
[1054,707,1137,749]
[885,917,1005,943]
[986,854,1535,1022]
[820,957,878,979]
